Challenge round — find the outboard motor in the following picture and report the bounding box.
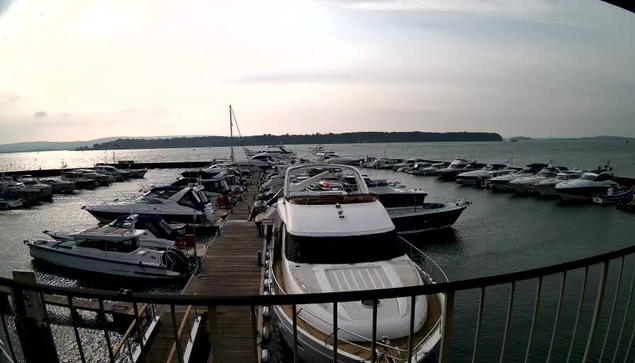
[162,247,194,274]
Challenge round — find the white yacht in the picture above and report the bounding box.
[83,186,215,225]
[508,166,569,194]
[535,171,584,197]
[270,164,445,363]
[456,164,512,186]
[44,214,185,250]
[555,172,620,201]
[93,165,130,181]
[246,145,294,158]
[27,226,194,279]
[487,163,549,191]
[413,162,446,176]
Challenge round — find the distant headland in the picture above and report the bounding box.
[79,132,503,150]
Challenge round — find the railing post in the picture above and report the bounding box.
[371,299,378,363]
[292,304,299,363]
[582,261,609,363]
[208,305,222,363]
[499,282,516,363]
[11,271,59,363]
[524,277,543,363]
[567,266,590,363]
[546,272,567,363]
[250,305,259,363]
[408,295,416,363]
[439,291,455,363]
[471,287,485,363]
[332,302,338,363]
[132,302,146,363]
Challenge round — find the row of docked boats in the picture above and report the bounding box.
[25,161,255,281]
[0,164,148,210]
[379,157,630,203]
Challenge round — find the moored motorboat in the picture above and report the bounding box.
[535,171,584,197]
[508,166,568,194]
[26,227,194,279]
[592,187,633,205]
[456,164,512,186]
[555,172,620,201]
[40,178,76,194]
[370,185,469,234]
[487,163,549,191]
[83,185,216,225]
[44,214,186,250]
[412,162,446,176]
[269,164,445,363]
[0,196,23,210]
[438,160,482,181]
[61,171,99,189]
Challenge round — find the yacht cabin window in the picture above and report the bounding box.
[284,231,404,264]
[179,193,198,208]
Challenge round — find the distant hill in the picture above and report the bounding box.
[0,136,201,153]
[87,131,503,150]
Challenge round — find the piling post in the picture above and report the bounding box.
[12,270,59,363]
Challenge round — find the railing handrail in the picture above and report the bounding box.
[4,243,635,306]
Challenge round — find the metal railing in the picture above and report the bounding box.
[0,243,635,362]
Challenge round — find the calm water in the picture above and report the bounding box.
[1,140,634,362]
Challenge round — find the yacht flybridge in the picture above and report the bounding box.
[269,164,445,363]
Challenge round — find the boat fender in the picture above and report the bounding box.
[264,290,270,296]
[261,349,270,362]
[263,306,270,319]
[264,279,271,290]
[263,326,270,340]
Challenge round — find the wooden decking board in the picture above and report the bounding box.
[145,182,263,363]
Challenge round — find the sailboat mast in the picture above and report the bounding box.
[229,105,235,162]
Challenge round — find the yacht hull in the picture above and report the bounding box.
[86,209,205,225]
[488,180,514,191]
[388,204,467,234]
[28,244,183,279]
[535,184,559,197]
[557,186,614,201]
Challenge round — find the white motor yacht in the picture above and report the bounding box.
[93,165,130,181]
[456,164,511,186]
[535,171,584,197]
[26,226,193,279]
[83,185,215,225]
[44,214,185,250]
[413,162,446,176]
[270,164,445,363]
[508,166,569,194]
[555,172,620,201]
[487,163,549,191]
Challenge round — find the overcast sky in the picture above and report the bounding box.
[0,0,633,143]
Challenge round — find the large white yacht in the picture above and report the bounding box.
[27,225,194,279]
[555,172,620,201]
[84,186,215,225]
[270,164,445,363]
[535,171,584,197]
[487,163,548,191]
[456,164,513,186]
[508,166,569,194]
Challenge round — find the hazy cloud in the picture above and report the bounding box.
[33,111,47,118]
[0,0,14,17]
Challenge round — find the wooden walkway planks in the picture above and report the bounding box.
[145,183,264,363]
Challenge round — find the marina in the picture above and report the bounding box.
[0,140,634,363]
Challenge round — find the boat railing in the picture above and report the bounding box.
[2,242,635,363]
[111,303,160,363]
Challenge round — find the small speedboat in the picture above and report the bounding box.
[438,160,483,181]
[26,228,195,279]
[93,165,130,182]
[592,187,633,205]
[555,172,620,201]
[61,171,99,189]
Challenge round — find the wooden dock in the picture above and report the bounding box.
[145,183,264,363]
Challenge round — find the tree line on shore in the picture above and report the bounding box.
[81,131,503,150]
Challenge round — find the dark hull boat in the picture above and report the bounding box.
[370,186,469,234]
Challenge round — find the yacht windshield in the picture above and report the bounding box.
[285,231,404,264]
[581,174,597,181]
